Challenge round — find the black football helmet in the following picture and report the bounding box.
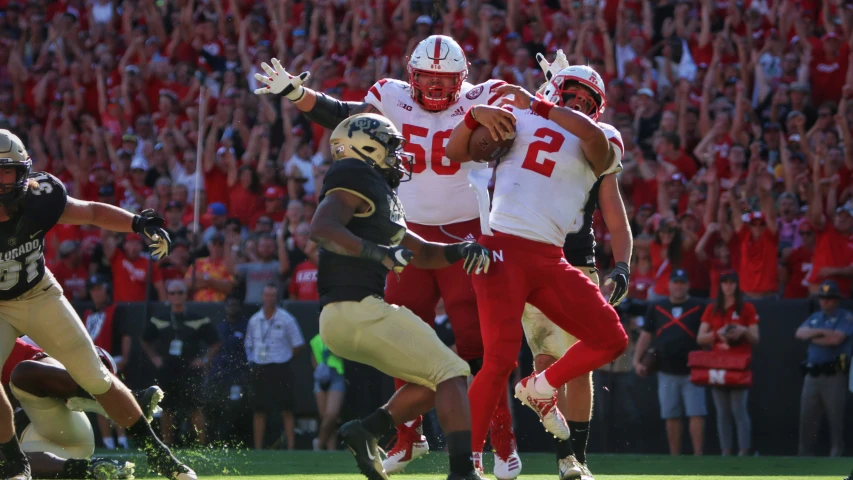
[0,130,32,206]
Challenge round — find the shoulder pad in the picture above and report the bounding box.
[24,172,68,227]
[463,79,507,105]
[321,159,380,199]
[365,78,407,114]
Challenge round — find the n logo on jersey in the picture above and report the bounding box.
[492,250,504,263]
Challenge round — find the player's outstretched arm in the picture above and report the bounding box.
[446,105,517,163]
[400,231,490,274]
[310,190,411,274]
[253,57,377,130]
[496,84,611,176]
[599,174,633,306]
[59,197,172,259]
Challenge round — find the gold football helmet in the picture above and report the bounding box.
[329,113,413,187]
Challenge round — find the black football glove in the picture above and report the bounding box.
[384,245,413,276]
[131,209,172,260]
[605,261,630,306]
[446,242,490,275]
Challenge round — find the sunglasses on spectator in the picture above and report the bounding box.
[168,290,186,295]
[799,230,813,236]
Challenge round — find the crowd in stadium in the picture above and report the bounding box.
[1,0,848,303]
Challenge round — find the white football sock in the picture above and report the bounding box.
[533,372,556,396]
[117,436,129,449]
[103,437,116,450]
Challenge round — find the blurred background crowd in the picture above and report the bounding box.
[2,0,853,457]
[2,0,851,303]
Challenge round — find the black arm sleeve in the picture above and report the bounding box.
[302,93,370,130]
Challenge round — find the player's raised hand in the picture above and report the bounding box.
[604,261,630,306]
[536,49,569,94]
[382,245,413,278]
[472,105,517,141]
[132,209,172,259]
[253,57,311,101]
[495,84,535,110]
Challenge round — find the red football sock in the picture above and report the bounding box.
[468,363,511,452]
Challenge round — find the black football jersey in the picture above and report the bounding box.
[317,159,406,306]
[0,172,67,300]
[563,176,604,268]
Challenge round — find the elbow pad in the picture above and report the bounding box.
[303,93,356,130]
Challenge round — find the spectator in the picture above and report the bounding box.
[228,228,289,304]
[783,221,816,299]
[206,294,250,445]
[310,334,345,452]
[99,233,165,302]
[289,239,319,301]
[245,284,305,450]
[50,240,88,301]
[252,186,286,229]
[141,279,221,446]
[795,280,853,457]
[634,269,707,456]
[82,274,127,451]
[185,233,234,302]
[164,200,189,242]
[807,199,853,298]
[201,202,228,245]
[697,271,760,456]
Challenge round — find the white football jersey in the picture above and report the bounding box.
[489,107,624,247]
[365,78,506,225]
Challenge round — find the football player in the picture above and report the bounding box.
[445,67,629,480]
[255,35,522,478]
[0,130,194,480]
[2,338,162,479]
[312,113,491,480]
[517,55,633,479]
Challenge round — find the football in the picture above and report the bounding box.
[468,124,515,163]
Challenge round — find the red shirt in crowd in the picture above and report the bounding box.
[807,222,853,296]
[110,249,162,302]
[784,245,814,299]
[699,301,759,355]
[229,185,262,221]
[810,42,849,107]
[49,260,89,302]
[82,304,118,354]
[736,225,779,294]
[289,260,319,301]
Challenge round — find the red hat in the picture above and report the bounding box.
[799,220,815,232]
[742,211,766,224]
[92,162,109,171]
[124,233,143,243]
[264,186,285,199]
[822,32,839,42]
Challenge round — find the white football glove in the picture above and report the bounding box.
[536,49,570,95]
[253,57,311,101]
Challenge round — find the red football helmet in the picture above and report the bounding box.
[407,35,468,111]
[95,346,117,375]
[541,65,607,121]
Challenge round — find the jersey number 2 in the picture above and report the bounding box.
[0,251,41,290]
[401,125,459,175]
[521,128,565,178]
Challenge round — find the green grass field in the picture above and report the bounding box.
[93,449,850,479]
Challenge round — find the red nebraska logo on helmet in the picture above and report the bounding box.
[588,73,597,82]
[466,85,484,100]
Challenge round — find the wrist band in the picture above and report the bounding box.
[532,98,555,119]
[360,239,387,263]
[443,243,465,264]
[464,107,479,130]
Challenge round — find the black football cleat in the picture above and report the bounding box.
[2,460,31,480]
[339,420,388,480]
[446,470,486,480]
[133,386,165,423]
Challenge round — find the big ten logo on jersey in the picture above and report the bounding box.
[466,85,484,100]
[0,239,42,290]
[401,125,458,175]
[396,101,413,112]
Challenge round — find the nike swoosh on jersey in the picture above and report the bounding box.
[366,442,376,461]
[30,230,43,239]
